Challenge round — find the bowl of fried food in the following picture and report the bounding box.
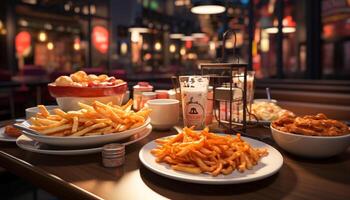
[48,71,127,111]
[271,113,350,158]
[14,100,151,147]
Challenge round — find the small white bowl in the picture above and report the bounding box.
[56,95,124,111]
[270,125,350,158]
[25,105,59,119]
[146,99,180,130]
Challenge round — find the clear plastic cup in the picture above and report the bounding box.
[179,76,209,129]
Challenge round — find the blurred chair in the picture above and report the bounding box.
[0,69,15,119]
[83,67,106,75]
[109,69,127,79]
[22,65,47,76]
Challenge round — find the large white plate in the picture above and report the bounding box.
[14,118,150,147]
[16,124,152,155]
[0,119,25,142]
[139,135,283,184]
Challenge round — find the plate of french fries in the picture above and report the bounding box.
[14,100,152,147]
[139,127,283,184]
[16,124,152,155]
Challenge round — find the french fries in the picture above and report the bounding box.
[151,127,268,176]
[29,100,151,137]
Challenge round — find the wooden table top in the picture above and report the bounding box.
[0,124,349,200]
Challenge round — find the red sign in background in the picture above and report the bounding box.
[92,26,109,54]
[15,31,31,56]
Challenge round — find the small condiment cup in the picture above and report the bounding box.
[102,143,125,168]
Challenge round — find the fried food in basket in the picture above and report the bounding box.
[251,101,294,121]
[29,100,151,137]
[151,127,268,176]
[53,71,124,87]
[272,113,349,136]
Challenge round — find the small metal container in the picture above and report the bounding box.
[102,143,125,168]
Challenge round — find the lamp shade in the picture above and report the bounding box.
[191,0,226,15]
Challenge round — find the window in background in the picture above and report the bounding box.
[11,0,110,74]
[321,0,350,79]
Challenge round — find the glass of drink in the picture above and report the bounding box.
[233,71,255,120]
[179,76,209,129]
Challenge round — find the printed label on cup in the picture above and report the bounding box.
[182,90,207,129]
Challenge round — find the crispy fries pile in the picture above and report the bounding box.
[151,127,268,176]
[29,100,151,137]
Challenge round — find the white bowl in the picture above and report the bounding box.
[146,99,180,130]
[270,125,350,158]
[25,105,59,119]
[56,95,124,111]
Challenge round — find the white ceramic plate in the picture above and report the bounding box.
[16,124,152,155]
[139,135,283,184]
[14,118,150,147]
[0,119,25,142]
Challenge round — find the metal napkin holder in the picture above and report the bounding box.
[200,29,248,134]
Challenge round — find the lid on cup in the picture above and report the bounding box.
[133,82,153,90]
[138,82,149,86]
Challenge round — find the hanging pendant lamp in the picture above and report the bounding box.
[191,0,226,15]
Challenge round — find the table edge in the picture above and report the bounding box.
[0,150,102,200]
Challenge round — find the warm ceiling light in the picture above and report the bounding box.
[44,23,53,30]
[265,27,278,34]
[154,42,162,51]
[170,33,184,39]
[209,41,216,51]
[282,27,296,33]
[120,42,128,55]
[175,0,190,6]
[191,1,226,15]
[128,27,149,33]
[82,6,89,15]
[74,38,81,51]
[180,47,186,56]
[191,33,206,38]
[90,5,96,15]
[64,3,70,11]
[74,7,80,13]
[47,42,54,50]
[74,43,80,50]
[265,27,296,34]
[169,44,176,53]
[265,15,296,34]
[181,36,194,41]
[131,31,140,43]
[38,31,47,42]
[22,0,37,5]
[18,19,28,27]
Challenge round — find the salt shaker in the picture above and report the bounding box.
[102,143,125,168]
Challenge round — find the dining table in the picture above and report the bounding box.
[0,120,349,200]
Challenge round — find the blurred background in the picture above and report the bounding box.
[0,1,349,199]
[0,0,349,120]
